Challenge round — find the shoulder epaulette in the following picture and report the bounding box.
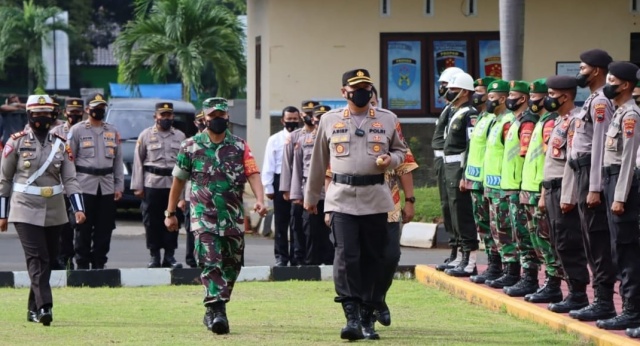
[53,133,67,142]
[10,131,26,140]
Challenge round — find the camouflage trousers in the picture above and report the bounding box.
[520,191,563,278]
[195,231,245,305]
[470,189,497,256]
[485,188,518,263]
[507,192,541,270]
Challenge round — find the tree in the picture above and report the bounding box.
[0,0,72,92]
[116,0,246,100]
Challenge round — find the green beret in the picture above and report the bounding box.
[529,79,548,94]
[487,80,510,93]
[474,76,497,88]
[509,80,530,94]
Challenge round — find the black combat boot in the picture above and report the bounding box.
[360,304,380,340]
[211,301,230,335]
[445,251,478,277]
[569,286,617,321]
[436,246,460,271]
[486,262,520,289]
[504,266,539,297]
[203,305,214,331]
[162,249,183,269]
[525,275,563,303]
[148,249,161,268]
[470,253,502,284]
[340,301,365,341]
[596,299,640,330]
[374,301,391,327]
[626,326,640,338]
[548,281,589,313]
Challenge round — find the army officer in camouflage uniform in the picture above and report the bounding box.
[165,97,267,335]
[0,94,86,326]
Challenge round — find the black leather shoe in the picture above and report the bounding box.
[162,256,183,269]
[27,310,38,323]
[148,257,161,268]
[626,327,640,338]
[374,302,391,327]
[36,308,52,326]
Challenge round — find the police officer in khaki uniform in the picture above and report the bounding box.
[595,62,640,331]
[291,104,334,265]
[68,93,124,270]
[561,49,617,321]
[132,102,186,269]
[51,97,85,270]
[0,94,86,326]
[304,69,407,341]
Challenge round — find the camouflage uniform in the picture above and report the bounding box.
[172,129,259,304]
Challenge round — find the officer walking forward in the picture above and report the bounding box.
[0,94,86,326]
[304,69,406,341]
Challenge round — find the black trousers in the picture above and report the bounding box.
[544,180,590,286]
[302,199,334,265]
[273,174,294,264]
[332,212,386,305]
[435,157,455,247]
[603,171,640,301]
[573,164,616,288]
[444,162,479,251]
[16,223,62,311]
[291,203,306,265]
[184,202,196,266]
[373,221,402,303]
[74,187,116,268]
[58,196,75,264]
[141,187,178,252]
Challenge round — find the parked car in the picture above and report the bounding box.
[105,98,197,210]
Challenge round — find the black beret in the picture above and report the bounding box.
[546,75,578,90]
[579,49,613,69]
[342,68,372,86]
[155,102,173,112]
[65,97,84,109]
[608,61,639,83]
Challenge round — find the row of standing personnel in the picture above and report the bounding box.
[433,49,640,337]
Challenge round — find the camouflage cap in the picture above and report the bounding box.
[509,80,530,94]
[474,76,497,88]
[203,97,228,115]
[529,79,548,94]
[487,80,510,93]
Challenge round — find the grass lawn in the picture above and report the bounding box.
[409,186,442,223]
[0,280,589,345]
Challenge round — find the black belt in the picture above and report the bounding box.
[604,165,621,176]
[568,154,591,171]
[144,166,173,176]
[541,178,562,190]
[332,173,384,186]
[76,166,114,176]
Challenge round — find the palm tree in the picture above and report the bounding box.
[0,0,72,92]
[115,0,246,100]
[499,0,525,81]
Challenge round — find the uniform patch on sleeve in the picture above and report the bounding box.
[624,118,636,138]
[65,144,74,161]
[3,144,13,158]
[594,103,607,123]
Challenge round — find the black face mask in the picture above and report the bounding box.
[438,84,447,97]
[90,108,105,120]
[347,88,373,108]
[302,115,314,126]
[207,117,228,134]
[67,114,83,125]
[485,99,500,113]
[29,116,53,134]
[158,118,173,131]
[543,95,563,112]
[284,121,299,132]
[472,93,486,107]
[445,90,459,102]
[576,72,591,88]
[196,121,206,132]
[528,98,544,113]
[603,83,622,99]
[505,97,524,111]
[634,95,640,107]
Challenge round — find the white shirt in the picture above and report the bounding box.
[261,129,288,194]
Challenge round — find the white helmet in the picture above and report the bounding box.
[447,73,475,91]
[26,95,55,113]
[438,67,464,83]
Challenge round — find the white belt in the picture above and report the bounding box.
[13,183,63,198]
[434,150,444,157]
[443,154,462,164]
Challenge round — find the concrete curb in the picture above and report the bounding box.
[0,265,416,288]
[415,265,640,346]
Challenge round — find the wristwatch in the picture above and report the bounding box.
[164,210,176,218]
[405,197,416,204]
